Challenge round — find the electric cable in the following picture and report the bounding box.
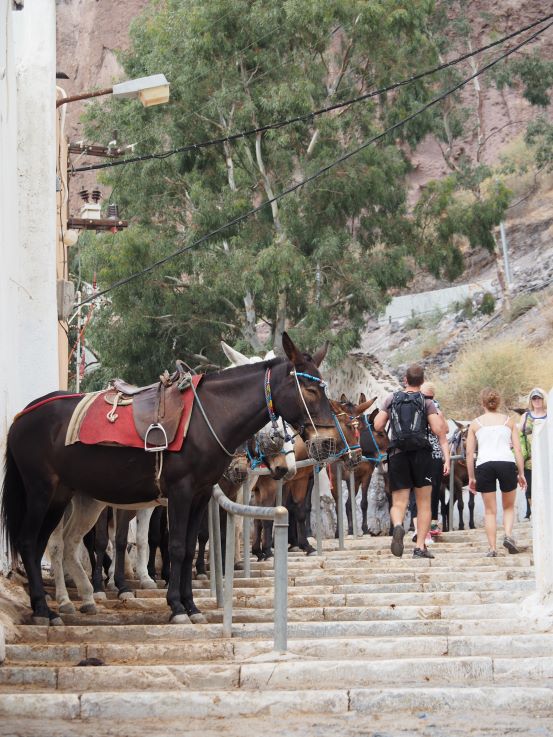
[73,12,553,174]
[76,17,553,309]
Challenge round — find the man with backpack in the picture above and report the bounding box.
[374,364,450,559]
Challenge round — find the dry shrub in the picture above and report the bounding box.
[435,339,553,419]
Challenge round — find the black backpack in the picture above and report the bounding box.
[389,391,430,451]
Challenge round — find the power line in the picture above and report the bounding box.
[76,18,553,309]
[73,12,553,175]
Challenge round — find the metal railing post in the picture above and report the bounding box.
[336,463,344,550]
[449,458,456,533]
[350,469,359,537]
[242,481,251,579]
[210,490,224,607]
[208,497,216,597]
[273,505,289,652]
[313,466,322,555]
[223,510,236,637]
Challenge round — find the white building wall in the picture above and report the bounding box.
[0,1,59,572]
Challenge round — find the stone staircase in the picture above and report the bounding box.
[2,520,553,736]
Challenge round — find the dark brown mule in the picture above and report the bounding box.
[1,334,340,625]
[329,394,389,536]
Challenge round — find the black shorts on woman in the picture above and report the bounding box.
[475,461,517,493]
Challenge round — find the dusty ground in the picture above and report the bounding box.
[2,712,553,737]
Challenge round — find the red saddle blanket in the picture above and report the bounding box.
[73,376,202,451]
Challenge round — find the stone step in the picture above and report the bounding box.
[1,684,552,722]
[3,653,553,692]
[16,615,543,645]
[72,588,527,615]
[7,632,553,667]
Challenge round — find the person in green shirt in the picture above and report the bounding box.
[519,388,548,519]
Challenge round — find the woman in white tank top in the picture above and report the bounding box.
[466,387,526,557]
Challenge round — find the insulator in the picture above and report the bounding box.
[91,189,102,203]
[78,189,89,202]
[107,203,119,219]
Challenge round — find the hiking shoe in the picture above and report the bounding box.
[486,549,498,558]
[391,525,405,558]
[503,536,520,554]
[413,547,435,559]
[412,533,417,543]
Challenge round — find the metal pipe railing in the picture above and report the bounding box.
[211,485,289,651]
[336,463,344,550]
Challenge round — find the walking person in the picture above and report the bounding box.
[374,364,450,559]
[466,387,526,557]
[421,381,446,536]
[519,388,547,519]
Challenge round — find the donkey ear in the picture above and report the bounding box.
[340,393,349,403]
[359,392,367,404]
[221,341,250,367]
[356,396,377,414]
[368,408,379,423]
[510,407,526,416]
[311,341,329,367]
[282,332,302,365]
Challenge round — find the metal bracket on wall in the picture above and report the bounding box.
[12,1,24,10]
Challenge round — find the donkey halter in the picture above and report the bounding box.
[336,406,387,465]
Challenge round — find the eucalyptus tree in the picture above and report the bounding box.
[81,0,447,379]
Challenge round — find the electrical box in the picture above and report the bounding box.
[57,280,75,321]
[80,202,101,220]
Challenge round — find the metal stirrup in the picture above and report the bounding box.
[144,423,169,452]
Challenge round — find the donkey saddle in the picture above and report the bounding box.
[108,361,192,451]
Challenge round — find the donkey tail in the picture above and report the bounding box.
[1,445,25,562]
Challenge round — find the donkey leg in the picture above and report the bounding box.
[456,482,465,531]
[135,508,157,588]
[48,513,75,615]
[63,495,105,614]
[361,484,369,535]
[166,487,192,623]
[182,496,211,623]
[468,493,476,529]
[147,506,162,581]
[113,510,134,599]
[91,508,109,598]
[252,518,263,560]
[36,495,72,624]
[195,507,209,580]
[261,520,274,560]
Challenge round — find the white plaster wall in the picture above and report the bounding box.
[0,1,59,572]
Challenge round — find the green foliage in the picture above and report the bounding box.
[79,0,448,375]
[526,117,553,172]
[507,293,539,323]
[479,292,495,316]
[494,54,553,108]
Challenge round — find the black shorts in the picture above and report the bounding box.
[476,461,518,493]
[388,449,433,493]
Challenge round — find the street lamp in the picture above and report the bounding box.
[56,73,170,108]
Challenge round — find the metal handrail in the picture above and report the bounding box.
[210,484,289,651]
[209,455,364,650]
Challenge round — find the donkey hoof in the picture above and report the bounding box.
[118,590,135,601]
[195,573,208,581]
[170,613,191,625]
[59,602,76,615]
[139,578,158,590]
[189,612,208,624]
[305,549,317,557]
[79,603,97,615]
[50,616,64,627]
[234,561,244,571]
[288,545,300,552]
[32,616,51,626]
[93,591,107,601]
